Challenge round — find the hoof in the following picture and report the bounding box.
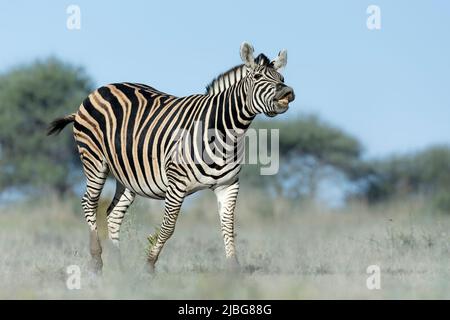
[88,257,103,275]
[109,247,124,271]
[146,260,156,274]
[226,257,241,273]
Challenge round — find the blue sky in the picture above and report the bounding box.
[1,0,449,158]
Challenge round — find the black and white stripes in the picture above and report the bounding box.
[47,42,294,273]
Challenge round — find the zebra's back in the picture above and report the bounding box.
[73,82,198,199]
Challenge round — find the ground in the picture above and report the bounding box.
[0,192,449,299]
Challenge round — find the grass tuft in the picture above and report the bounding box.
[146,227,160,257]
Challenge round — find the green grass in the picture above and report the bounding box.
[0,193,449,299]
[146,227,160,258]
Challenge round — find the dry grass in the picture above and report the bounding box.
[0,190,449,299]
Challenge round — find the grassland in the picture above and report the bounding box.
[0,190,449,299]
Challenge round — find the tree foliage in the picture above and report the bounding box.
[0,58,93,195]
[241,115,369,199]
[364,145,450,212]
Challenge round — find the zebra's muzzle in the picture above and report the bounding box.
[272,85,295,114]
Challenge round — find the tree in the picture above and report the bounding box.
[241,114,369,200]
[364,145,450,212]
[0,58,93,196]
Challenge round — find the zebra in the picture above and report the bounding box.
[47,42,295,273]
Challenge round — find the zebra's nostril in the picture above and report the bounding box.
[285,88,295,102]
[276,83,285,91]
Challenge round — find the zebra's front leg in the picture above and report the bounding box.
[214,180,240,271]
[147,183,185,273]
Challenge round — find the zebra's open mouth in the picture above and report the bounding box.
[270,91,294,116]
[275,95,291,108]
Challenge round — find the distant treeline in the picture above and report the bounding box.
[0,58,448,212]
[243,119,450,212]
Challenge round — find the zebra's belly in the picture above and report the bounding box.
[134,184,167,199]
[118,178,167,199]
[186,164,241,192]
[107,163,168,200]
[108,155,241,199]
[117,174,219,199]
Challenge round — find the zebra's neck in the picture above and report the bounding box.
[208,79,255,134]
[192,82,254,171]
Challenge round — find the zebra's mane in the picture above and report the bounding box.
[205,54,272,95]
[205,64,246,95]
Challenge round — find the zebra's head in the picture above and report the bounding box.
[240,42,295,117]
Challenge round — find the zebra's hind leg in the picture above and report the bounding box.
[106,181,135,269]
[147,181,186,273]
[81,159,109,275]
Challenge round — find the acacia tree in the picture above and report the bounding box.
[364,145,450,212]
[241,115,369,200]
[0,58,93,196]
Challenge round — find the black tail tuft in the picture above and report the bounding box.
[47,113,76,136]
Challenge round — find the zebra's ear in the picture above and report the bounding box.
[272,50,288,71]
[240,42,256,69]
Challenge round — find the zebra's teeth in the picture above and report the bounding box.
[277,98,289,107]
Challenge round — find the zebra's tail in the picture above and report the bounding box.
[46,113,76,136]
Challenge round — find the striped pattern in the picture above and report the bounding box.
[48,44,293,272]
[206,65,247,95]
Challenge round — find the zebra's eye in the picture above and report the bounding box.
[253,73,263,80]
